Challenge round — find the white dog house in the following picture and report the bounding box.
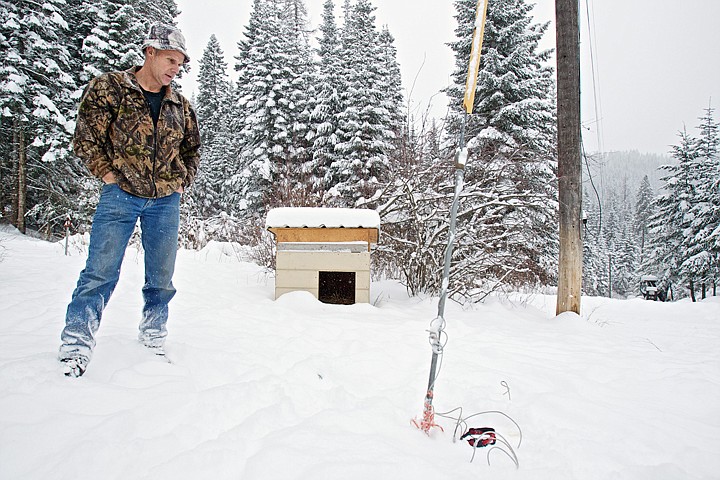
[266,207,380,304]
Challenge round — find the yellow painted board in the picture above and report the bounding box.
[269,228,378,247]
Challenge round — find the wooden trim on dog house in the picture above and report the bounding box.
[268,227,378,251]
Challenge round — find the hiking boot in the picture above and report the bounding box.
[61,356,89,378]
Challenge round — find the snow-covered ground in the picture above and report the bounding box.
[1,226,718,480]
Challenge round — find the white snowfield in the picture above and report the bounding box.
[0,226,718,480]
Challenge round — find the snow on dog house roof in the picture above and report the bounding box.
[265,207,380,229]
[266,207,380,248]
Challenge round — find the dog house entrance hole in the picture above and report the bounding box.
[319,271,356,305]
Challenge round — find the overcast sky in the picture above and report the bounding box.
[175,0,720,155]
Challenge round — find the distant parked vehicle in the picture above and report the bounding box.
[640,275,660,300]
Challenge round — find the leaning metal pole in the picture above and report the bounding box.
[418,115,468,430]
[416,0,488,435]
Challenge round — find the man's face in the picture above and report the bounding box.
[147,47,185,86]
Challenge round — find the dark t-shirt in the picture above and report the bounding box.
[141,86,165,126]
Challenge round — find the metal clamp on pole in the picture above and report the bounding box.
[454,147,469,169]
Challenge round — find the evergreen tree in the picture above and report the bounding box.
[191,35,231,217]
[196,35,229,146]
[309,0,344,198]
[681,107,719,294]
[63,0,99,91]
[582,190,608,296]
[329,0,401,207]
[132,0,180,28]
[611,224,638,297]
[376,0,558,299]
[442,0,558,291]
[376,26,405,139]
[634,174,654,264]
[80,0,145,81]
[232,0,316,218]
[645,128,698,298]
[277,0,316,185]
[0,0,79,234]
[447,0,556,155]
[281,0,311,42]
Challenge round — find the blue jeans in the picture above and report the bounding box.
[59,184,180,361]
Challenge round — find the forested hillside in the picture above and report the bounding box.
[581,108,719,300]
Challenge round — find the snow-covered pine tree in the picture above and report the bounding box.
[0,0,79,234]
[190,34,231,218]
[231,0,317,218]
[644,128,698,299]
[376,26,404,143]
[376,0,557,299]
[634,174,654,264]
[582,189,608,296]
[681,107,719,296]
[281,0,311,42]
[277,0,316,193]
[309,0,344,198]
[443,0,558,294]
[132,0,180,30]
[63,0,99,91]
[224,0,268,216]
[329,0,401,207]
[611,224,639,297]
[80,0,146,82]
[603,177,640,297]
[196,35,229,147]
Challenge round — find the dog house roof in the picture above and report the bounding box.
[265,207,380,229]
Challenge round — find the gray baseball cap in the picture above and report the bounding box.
[142,23,190,63]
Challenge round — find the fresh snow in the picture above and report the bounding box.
[265,207,381,229]
[0,226,719,480]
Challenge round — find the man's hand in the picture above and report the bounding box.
[102,172,116,184]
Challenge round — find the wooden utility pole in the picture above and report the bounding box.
[555,0,582,315]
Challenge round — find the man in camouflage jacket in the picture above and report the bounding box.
[73,67,200,198]
[59,23,201,377]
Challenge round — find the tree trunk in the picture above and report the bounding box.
[689,278,696,302]
[13,117,27,234]
[608,253,612,298]
[555,0,582,315]
[701,282,706,300]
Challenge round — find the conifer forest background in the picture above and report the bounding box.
[1,0,718,301]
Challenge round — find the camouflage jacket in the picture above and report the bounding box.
[73,67,201,198]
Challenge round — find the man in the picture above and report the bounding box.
[59,23,201,377]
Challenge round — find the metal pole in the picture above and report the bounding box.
[418,113,468,433]
[416,0,487,435]
[64,216,71,256]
